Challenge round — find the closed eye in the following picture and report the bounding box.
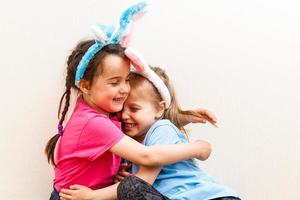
[110,80,120,86]
[130,107,139,112]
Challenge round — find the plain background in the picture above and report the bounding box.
[0,0,299,199]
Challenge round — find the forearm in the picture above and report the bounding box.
[110,136,211,167]
[147,140,211,166]
[178,112,190,126]
[91,183,119,200]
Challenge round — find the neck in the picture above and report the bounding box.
[134,134,146,143]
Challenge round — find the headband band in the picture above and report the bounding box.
[125,47,171,108]
[75,1,148,86]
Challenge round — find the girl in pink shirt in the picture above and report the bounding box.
[46,41,214,200]
[45,3,216,200]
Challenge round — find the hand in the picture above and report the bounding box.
[114,162,132,183]
[60,185,94,200]
[194,139,212,161]
[189,108,218,127]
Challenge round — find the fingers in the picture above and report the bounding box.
[114,170,132,183]
[120,170,132,177]
[61,189,74,195]
[114,175,124,183]
[201,109,217,123]
[59,192,72,200]
[195,108,218,127]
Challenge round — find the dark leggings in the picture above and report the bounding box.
[49,187,59,200]
[117,175,170,200]
[211,197,241,200]
[117,175,241,200]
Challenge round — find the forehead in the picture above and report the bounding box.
[101,54,130,76]
[126,83,154,103]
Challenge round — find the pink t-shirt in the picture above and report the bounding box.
[54,97,124,191]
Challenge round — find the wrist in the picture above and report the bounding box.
[89,190,97,200]
[179,113,189,126]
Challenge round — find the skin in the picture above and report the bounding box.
[122,86,164,142]
[78,54,206,167]
[78,54,131,115]
[58,54,215,200]
[59,80,214,200]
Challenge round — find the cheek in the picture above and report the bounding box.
[126,83,131,93]
[107,87,119,97]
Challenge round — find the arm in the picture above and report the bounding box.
[60,183,119,200]
[110,136,211,167]
[178,108,218,127]
[60,166,162,200]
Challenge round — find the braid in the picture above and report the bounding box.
[59,85,71,125]
[45,79,72,166]
[45,41,126,166]
[57,91,66,119]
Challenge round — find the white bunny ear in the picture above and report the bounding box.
[125,47,171,109]
[91,25,109,41]
[91,24,115,42]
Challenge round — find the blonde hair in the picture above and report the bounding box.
[130,66,201,134]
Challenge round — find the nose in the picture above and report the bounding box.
[120,81,130,94]
[121,108,130,121]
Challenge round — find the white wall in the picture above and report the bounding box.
[1,0,299,199]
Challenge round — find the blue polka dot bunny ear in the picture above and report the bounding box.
[74,1,148,87]
[125,47,171,108]
[110,1,148,47]
[91,24,115,42]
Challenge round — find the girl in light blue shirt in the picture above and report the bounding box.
[60,63,240,200]
[117,66,240,200]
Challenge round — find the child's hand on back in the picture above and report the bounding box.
[114,162,132,183]
[190,108,218,127]
[59,185,94,200]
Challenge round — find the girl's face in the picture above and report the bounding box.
[122,87,162,142]
[82,54,131,115]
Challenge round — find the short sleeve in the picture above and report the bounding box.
[144,124,185,146]
[77,116,124,161]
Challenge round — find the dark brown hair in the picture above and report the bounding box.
[45,40,127,166]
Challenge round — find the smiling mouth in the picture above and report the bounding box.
[123,123,136,130]
[113,97,126,103]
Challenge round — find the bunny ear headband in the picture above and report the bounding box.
[125,47,171,108]
[75,1,148,86]
[74,1,171,108]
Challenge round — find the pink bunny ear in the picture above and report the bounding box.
[120,24,134,48]
[124,47,146,72]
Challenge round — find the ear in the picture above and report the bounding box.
[155,101,166,119]
[77,79,90,94]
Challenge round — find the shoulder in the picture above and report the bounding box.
[144,120,187,146]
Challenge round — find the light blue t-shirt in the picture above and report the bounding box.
[132,119,239,200]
